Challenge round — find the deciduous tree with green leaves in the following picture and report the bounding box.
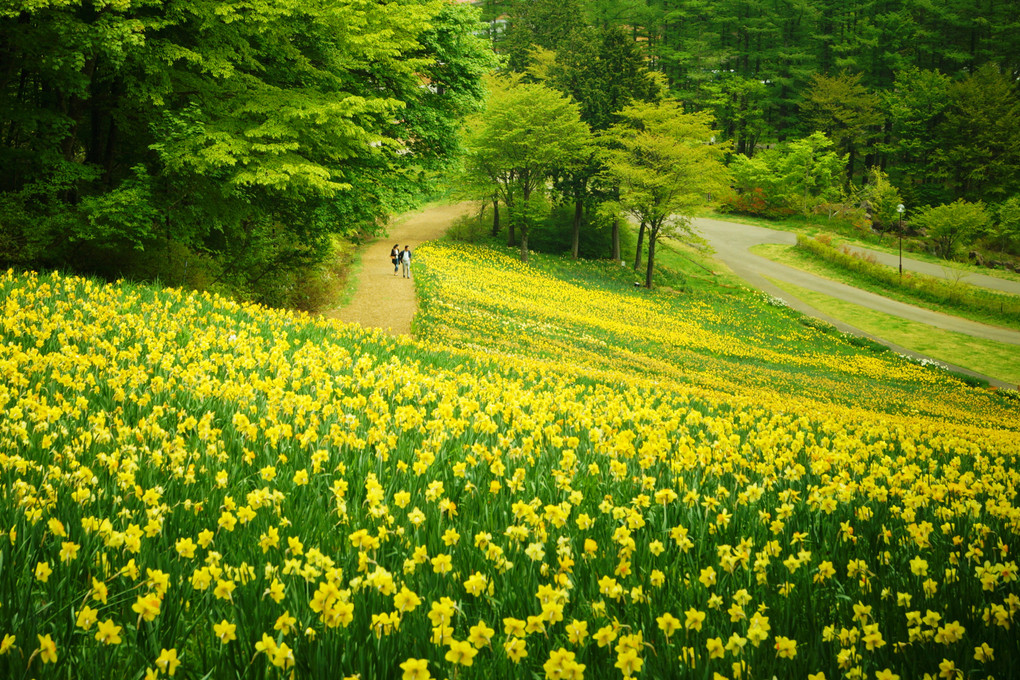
[0,0,491,305]
[463,77,592,262]
[601,100,730,288]
[729,132,846,215]
[912,200,991,259]
[859,167,903,232]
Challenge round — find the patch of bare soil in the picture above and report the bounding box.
[323,202,475,335]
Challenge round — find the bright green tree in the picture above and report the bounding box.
[0,0,491,304]
[601,100,730,288]
[859,167,903,231]
[463,77,593,262]
[912,200,991,259]
[730,132,846,215]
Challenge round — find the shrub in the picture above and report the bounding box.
[718,188,793,218]
[911,200,991,259]
[795,234,1020,320]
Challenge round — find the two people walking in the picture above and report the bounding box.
[390,244,412,278]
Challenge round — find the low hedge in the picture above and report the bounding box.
[795,234,1020,321]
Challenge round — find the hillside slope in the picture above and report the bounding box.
[0,262,1016,679]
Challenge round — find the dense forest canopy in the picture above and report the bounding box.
[0,0,493,303]
[2,0,1018,301]
[481,0,1020,207]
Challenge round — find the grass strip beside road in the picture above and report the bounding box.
[765,276,1020,386]
[753,243,1020,332]
[703,209,1020,284]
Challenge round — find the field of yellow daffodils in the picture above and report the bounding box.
[0,249,1017,679]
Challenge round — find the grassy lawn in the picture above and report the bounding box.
[752,243,1020,331]
[765,275,1020,385]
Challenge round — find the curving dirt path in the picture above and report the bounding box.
[324,202,475,335]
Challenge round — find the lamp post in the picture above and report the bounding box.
[897,203,905,283]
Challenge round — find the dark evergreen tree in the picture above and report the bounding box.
[937,64,1020,203]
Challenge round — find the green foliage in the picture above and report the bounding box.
[800,72,884,182]
[938,64,1020,203]
[76,166,160,249]
[445,210,495,244]
[718,188,792,220]
[500,0,586,73]
[489,0,1020,202]
[396,1,498,169]
[880,67,953,207]
[703,74,771,157]
[600,100,730,287]
[446,197,616,259]
[525,25,662,260]
[912,200,992,259]
[462,77,593,262]
[526,204,616,258]
[859,167,903,231]
[548,25,661,132]
[0,0,490,303]
[988,197,1020,255]
[729,133,846,215]
[0,161,100,264]
[795,234,1020,321]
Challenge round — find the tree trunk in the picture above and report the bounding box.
[645,231,657,288]
[611,218,621,262]
[571,198,582,260]
[102,117,117,185]
[508,215,516,247]
[491,196,500,237]
[846,143,857,186]
[518,189,534,262]
[633,220,645,270]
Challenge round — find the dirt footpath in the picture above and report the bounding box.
[324,202,475,335]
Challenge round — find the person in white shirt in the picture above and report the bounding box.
[400,245,412,278]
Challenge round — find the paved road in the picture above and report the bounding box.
[693,217,1020,387]
[842,243,1020,296]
